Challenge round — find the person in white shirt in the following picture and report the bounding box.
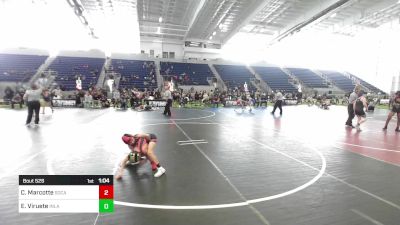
[202,92,209,103]
[271,90,283,115]
[112,89,120,108]
[53,87,62,99]
[83,92,93,108]
[36,74,48,89]
[23,83,42,126]
[163,89,173,116]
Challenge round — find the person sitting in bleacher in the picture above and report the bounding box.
[111,89,120,108]
[211,94,220,108]
[91,88,103,108]
[367,101,376,111]
[11,93,23,109]
[259,92,268,107]
[306,96,314,106]
[219,92,227,107]
[3,86,14,105]
[100,95,110,108]
[83,91,93,108]
[119,91,128,110]
[75,90,85,108]
[53,86,62,99]
[320,95,331,110]
[131,89,142,108]
[179,93,189,108]
[202,92,209,104]
[296,92,303,104]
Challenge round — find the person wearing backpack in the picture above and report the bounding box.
[353,90,368,131]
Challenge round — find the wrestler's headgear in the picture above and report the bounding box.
[122,134,134,144]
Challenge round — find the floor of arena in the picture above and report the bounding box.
[1,105,399,225]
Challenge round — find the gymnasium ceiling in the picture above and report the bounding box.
[77,0,400,45]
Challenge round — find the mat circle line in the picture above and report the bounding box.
[133,109,216,121]
[47,122,326,209]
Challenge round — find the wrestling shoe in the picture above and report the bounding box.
[154,167,166,178]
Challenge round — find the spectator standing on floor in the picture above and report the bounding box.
[271,90,283,115]
[163,83,173,116]
[345,86,361,128]
[36,73,48,89]
[23,83,42,126]
[354,90,368,131]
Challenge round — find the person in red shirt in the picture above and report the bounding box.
[115,133,166,179]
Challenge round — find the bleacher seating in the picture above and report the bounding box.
[213,64,256,90]
[286,68,328,88]
[348,73,385,94]
[0,54,48,82]
[320,70,355,93]
[252,66,297,93]
[111,59,157,90]
[160,62,214,85]
[47,56,105,91]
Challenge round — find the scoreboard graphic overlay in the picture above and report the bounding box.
[19,175,113,213]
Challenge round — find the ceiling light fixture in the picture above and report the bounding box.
[159,17,163,23]
[209,36,213,40]
[212,31,216,35]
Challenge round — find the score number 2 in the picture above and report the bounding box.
[99,185,113,199]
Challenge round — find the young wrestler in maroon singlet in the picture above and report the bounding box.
[115,133,166,179]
